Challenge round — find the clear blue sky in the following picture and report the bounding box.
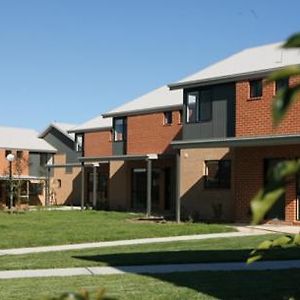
[0,0,299,130]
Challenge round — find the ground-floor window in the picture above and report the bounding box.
[204,160,231,189]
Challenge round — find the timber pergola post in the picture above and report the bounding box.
[81,162,85,210]
[176,150,181,223]
[146,154,158,218]
[92,163,99,209]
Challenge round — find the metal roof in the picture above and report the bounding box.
[103,85,183,118]
[169,42,300,90]
[0,126,57,153]
[172,134,300,149]
[69,115,112,133]
[39,122,77,141]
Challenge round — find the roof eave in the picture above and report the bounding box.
[102,104,183,118]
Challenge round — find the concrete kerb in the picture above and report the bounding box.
[1,260,300,279]
[0,230,266,257]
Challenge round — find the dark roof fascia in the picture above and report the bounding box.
[172,135,300,149]
[39,124,74,142]
[46,163,82,168]
[168,67,290,90]
[68,126,112,134]
[102,104,183,118]
[0,147,57,153]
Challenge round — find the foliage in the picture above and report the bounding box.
[249,32,300,263]
[46,288,109,300]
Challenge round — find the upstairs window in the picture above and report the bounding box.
[199,89,212,122]
[75,134,83,152]
[163,111,173,125]
[16,151,23,159]
[186,92,198,123]
[249,79,263,98]
[114,117,127,142]
[275,77,289,93]
[204,160,231,189]
[40,153,49,167]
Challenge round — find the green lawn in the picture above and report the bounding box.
[1,270,300,300]
[2,234,300,271]
[0,210,234,249]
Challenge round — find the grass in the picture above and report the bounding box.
[0,210,234,249]
[1,269,300,299]
[1,234,300,270]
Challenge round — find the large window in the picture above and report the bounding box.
[114,117,127,142]
[249,79,263,98]
[204,160,231,189]
[186,90,212,123]
[75,134,83,152]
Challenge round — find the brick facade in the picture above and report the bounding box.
[235,145,299,223]
[84,130,112,157]
[127,110,182,155]
[236,75,300,137]
[0,149,29,176]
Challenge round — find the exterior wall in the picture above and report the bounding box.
[0,149,29,176]
[126,111,182,155]
[236,75,300,137]
[50,153,81,206]
[84,130,112,157]
[109,161,130,210]
[180,148,234,221]
[235,144,300,223]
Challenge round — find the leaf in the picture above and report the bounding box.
[272,235,292,247]
[256,240,273,250]
[251,188,285,225]
[266,66,300,82]
[269,160,300,184]
[294,234,300,246]
[247,254,262,264]
[283,33,300,48]
[272,84,300,125]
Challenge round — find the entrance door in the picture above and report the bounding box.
[264,159,285,220]
[131,169,160,210]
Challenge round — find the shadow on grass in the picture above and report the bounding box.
[73,248,300,266]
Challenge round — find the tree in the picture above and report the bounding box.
[248,33,300,263]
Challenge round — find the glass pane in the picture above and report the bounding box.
[114,118,124,141]
[187,92,198,123]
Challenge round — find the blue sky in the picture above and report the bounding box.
[0,0,299,130]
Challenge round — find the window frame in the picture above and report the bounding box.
[249,79,263,99]
[204,159,231,189]
[113,117,127,142]
[75,133,84,153]
[275,77,289,94]
[163,111,173,125]
[186,91,199,123]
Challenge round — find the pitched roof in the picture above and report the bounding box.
[102,85,183,118]
[69,115,112,133]
[169,42,300,89]
[0,126,57,153]
[39,122,77,141]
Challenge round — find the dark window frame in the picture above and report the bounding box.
[186,91,198,123]
[113,117,127,142]
[249,79,263,98]
[75,133,84,153]
[163,111,173,125]
[275,77,289,94]
[204,160,231,189]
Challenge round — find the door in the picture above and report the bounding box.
[264,159,285,220]
[131,169,160,210]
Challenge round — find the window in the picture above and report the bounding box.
[40,153,49,167]
[179,110,183,124]
[249,79,263,98]
[275,77,289,93]
[114,117,127,142]
[204,160,231,189]
[186,92,198,123]
[29,182,44,196]
[5,150,12,158]
[163,111,173,125]
[199,90,212,122]
[16,151,23,159]
[75,134,83,152]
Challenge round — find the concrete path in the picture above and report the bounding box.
[246,224,300,235]
[1,260,300,279]
[0,229,266,256]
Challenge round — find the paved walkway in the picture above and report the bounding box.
[0,228,266,256]
[1,260,300,279]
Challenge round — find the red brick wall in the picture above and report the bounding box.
[0,149,29,176]
[236,76,300,137]
[127,111,182,155]
[84,130,112,157]
[235,145,299,223]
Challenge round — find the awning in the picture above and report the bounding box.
[172,134,300,149]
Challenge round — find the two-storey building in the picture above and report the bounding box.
[169,42,300,223]
[0,126,56,207]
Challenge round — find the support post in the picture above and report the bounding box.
[92,163,98,209]
[146,159,152,218]
[176,151,181,223]
[81,162,85,210]
[45,167,50,207]
[9,161,13,214]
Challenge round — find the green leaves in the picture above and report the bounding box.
[247,234,300,264]
[251,160,300,225]
[283,33,300,48]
